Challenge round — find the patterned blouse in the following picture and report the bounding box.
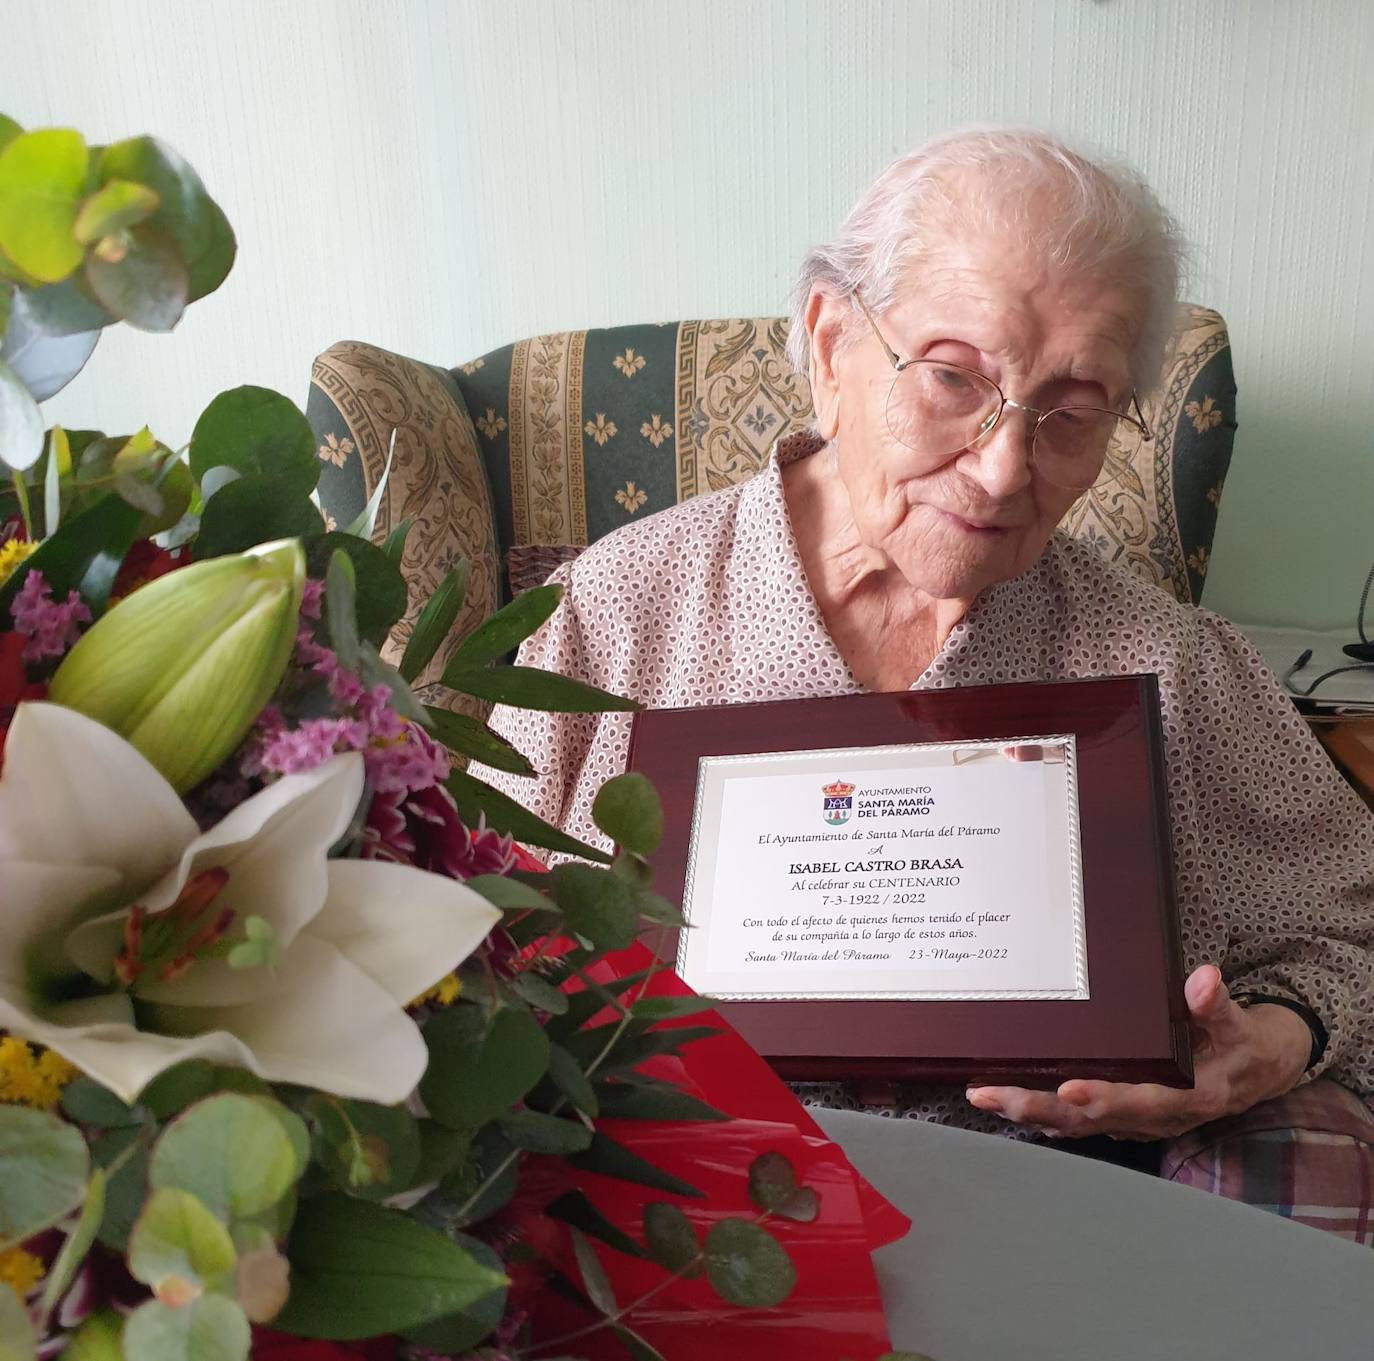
[479,437,1374,1128]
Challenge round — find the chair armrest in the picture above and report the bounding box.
[1160,1078,1374,1245]
[308,341,500,709]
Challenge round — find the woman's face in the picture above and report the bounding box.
[810,234,1142,601]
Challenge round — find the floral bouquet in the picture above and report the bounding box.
[0,116,910,1361]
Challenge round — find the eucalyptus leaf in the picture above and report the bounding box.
[149,1093,307,1221]
[1,298,100,402]
[547,862,638,950]
[58,1311,122,1361]
[304,531,406,646]
[60,1077,141,1129]
[747,1150,818,1221]
[445,769,612,864]
[184,196,236,302]
[73,178,161,245]
[448,582,562,669]
[272,1193,508,1340]
[508,968,569,1015]
[0,354,43,469]
[498,1108,592,1155]
[436,1125,518,1225]
[703,1218,796,1308]
[128,1186,238,1298]
[0,128,88,282]
[306,1096,421,1201]
[0,113,21,153]
[92,1126,149,1253]
[642,1201,701,1274]
[400,562,468,682]
[0,1104,90,1238]
[121,1294,250,1361]
[570,1227,617,1316]
[592,771,663,856]
[420,1003,550,1130]
[546,1041,599,1117]
[12,275,110,337]
[189,385,318,497]
[192,473,322,559]
[441,662,639,713]
[84,222,188,332]
[324,548,360,670]
[425,705,533,775]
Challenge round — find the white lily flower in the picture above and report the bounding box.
[0,702,501,1105]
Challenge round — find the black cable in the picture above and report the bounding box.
[1283,648,1374,697]
[1346,558,1374,660]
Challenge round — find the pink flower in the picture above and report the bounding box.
[9,572,91,664]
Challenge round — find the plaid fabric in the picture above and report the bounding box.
[1160,1079,1374,1245]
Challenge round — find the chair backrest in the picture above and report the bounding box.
[310,306,1235,693]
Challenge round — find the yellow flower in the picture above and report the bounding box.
[612,348,646,378]
[639,414,673,448]
[318,433,355,467]
[0,538,37,588]
[0,1035,78,1109]
[476,408,508,439]
[0,1245,45,1301]
[585,413,618,447]
[1184,396,1223,433]
[616,481,647,514]
[413,972,462,1007]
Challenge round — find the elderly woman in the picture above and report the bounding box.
[477,128,1374,1163]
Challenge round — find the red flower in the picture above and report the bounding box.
[250,1328,396,1361]
[110,541,186,601]
[0,631,46,762]
[364,782,517,881]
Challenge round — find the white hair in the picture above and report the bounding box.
[785,126,1186,393]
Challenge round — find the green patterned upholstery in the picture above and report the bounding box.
[308,308,1236,685]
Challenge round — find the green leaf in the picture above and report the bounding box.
[0,1104,89,1238]
[304,531,407,646]
[128,1187,238,1298]
[184,196,235,302]
[323,547,360,669]
[357,639,428,725]
[83,223,188,332]
[0,1285,35,1361]
[92,1126,149,1253]
[446,769,612,864]
[15,275,110,337]
[566,1132,704,1199]
[38,1168,106,1320]
[420,1003,550,1130]
[60,1077,141,1129]
[0,355,44,471]
[612,1323,671,1361]
[642,1201,701,1274]
[398,1232,506,1354]
[436,1124,518,1224]
[306,1097,421,1201]
[425,706,534,774]
[121,1294,249,1361]
[192,473,323,559]
[189,385,318,497]
[465,872,554,913]
[273,1193,508,1340]
[440,662,640,713]
[596,1082,728,1123]
[449,582,562,668]
[508,968,569,1015]
[548,863,638,950]
[629,994,718,1021]
[380,515,412,564]
[631,890,688,928]
[570,1227,617,1316]
[73,178,161,244]
[140,1061,216,1120]
[748,1150,820,1222]
[546,1041,599,1117]
[703,1218,796,1308]
[150,1093,307,1221]
[546,1190,648,1261]
[0,128,89,282]
[399,562,468,682]
[592,772,663,856]
[497,1109,592,1155]
[0,114,21,153]
[58,1311,122,1361]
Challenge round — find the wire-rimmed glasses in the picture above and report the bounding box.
[853,291,1152,492]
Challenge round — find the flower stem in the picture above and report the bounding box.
[11,470,33,539]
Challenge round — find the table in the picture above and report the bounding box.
[816,1107,1374,1361]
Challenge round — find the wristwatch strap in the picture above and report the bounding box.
[1233,992,1329,1072]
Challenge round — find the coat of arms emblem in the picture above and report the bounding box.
[822,780,856,825]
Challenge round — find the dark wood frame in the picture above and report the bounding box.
[627,675,1192,1089]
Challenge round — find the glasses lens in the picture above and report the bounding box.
[1032,408,1120,490]
[885,361,1001,458]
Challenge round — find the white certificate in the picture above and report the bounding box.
[677,737,1087,1001]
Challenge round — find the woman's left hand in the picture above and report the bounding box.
[966,964,1314,1141]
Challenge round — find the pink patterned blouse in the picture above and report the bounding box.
[479,439,1374,1127]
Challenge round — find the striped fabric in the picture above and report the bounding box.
[1161,1078,1374,1245]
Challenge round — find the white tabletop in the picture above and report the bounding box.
[817,1107,1374,1360]
[1237,623,1374,708]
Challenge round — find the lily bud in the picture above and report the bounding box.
[50,539,305,792]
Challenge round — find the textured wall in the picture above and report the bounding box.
[5,0,1371,627]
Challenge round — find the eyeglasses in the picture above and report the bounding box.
[853,291,1152,492]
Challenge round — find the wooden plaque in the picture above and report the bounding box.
[626,675,1192,1089]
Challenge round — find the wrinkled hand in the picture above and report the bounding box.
[966,965,1312,1141]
